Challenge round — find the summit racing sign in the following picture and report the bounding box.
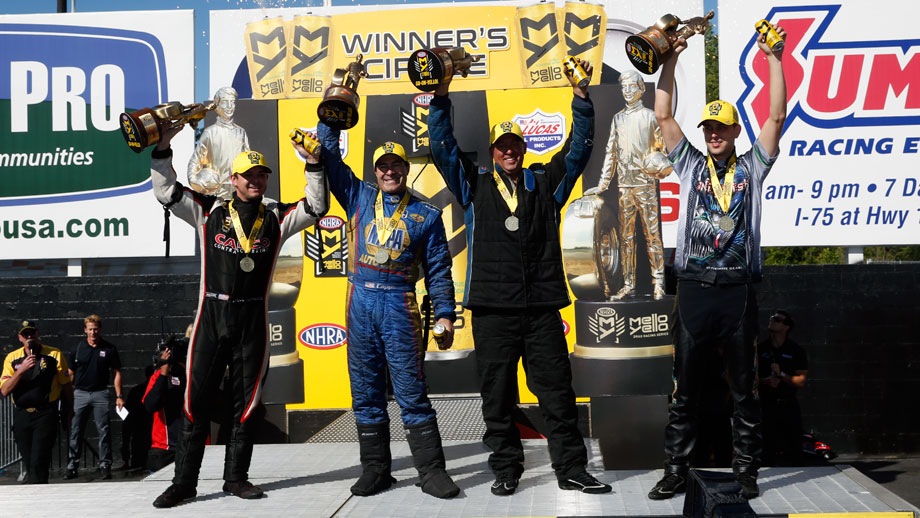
[720,1,920,246]
[0,11,196,259]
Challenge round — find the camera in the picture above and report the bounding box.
[153,335,188,368]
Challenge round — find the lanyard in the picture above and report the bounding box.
[492,170,518,213]
[374,190,410,246]
[707,153,737,213]
[228,201,265,254]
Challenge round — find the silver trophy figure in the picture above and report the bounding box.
[587,70,670,300]
[187,86,251,198]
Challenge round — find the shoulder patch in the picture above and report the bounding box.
[478,166,491,175]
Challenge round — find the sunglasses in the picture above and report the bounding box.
[20,330,37,338]
[769,315,787,324]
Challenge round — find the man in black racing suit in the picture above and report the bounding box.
[148,125,327,508]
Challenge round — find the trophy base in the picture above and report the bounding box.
[407,48,449,92]
[318,98,359,130]
[625,33,668,75]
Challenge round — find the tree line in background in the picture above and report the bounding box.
[703,32,920,265]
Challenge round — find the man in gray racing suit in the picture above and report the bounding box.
[148,126,327,508]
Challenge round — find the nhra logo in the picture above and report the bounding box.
[738,5,920,142]
[513,109,565,155]
[587,307,625,344]
[298,323,347,350]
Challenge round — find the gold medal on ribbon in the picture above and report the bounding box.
[228,201,265,273]
[373,190,410,264]
[707,153,737,230]
[492,170,519,231]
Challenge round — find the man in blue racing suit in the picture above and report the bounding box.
[297,126,459,499]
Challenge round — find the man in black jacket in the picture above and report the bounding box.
[428,59,610,496]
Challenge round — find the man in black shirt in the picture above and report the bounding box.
[758,310,808,466]
[65,314,123,480]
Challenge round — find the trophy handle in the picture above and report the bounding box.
[675,11,714,40]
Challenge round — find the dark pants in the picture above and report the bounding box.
[664,281,762,475]
[13,406,58,484]
[471,307,587,480]
[172,299,266,488]
[761,396,803,466]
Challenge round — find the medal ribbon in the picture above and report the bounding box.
[374,190,410,247]
[707,153,737,213]
[228,201,265,254]
[492,171,518,214]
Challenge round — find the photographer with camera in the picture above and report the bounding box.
[1,320,73,484]
[143,335,189,472]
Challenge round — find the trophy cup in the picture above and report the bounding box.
[119,101,215,153]
[407,47,480,92]
[317,54,366,130]
[625,11,714,75]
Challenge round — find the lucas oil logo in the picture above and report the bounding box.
[513,109,565,155]
[298,323,347,350]
[738,5,920,143]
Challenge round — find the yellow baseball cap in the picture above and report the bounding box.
[231,151,272,175]
[698,100,739,127]
[489,121,525,146]
[372,142,408,167]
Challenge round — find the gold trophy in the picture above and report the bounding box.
[625,11,714,75]
[119,101,215,153]
[317,55,366,130]
[407,47,480,92]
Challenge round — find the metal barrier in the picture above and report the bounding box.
[0,396,23,474]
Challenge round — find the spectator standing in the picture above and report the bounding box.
[143,336,189,472]
[65,314,123,481]
[428,59,612,496]
[758,310,808,466]
[647,23,787,501]
[1,320,73,484]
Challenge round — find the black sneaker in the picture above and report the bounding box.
[100,465,112,480]
[559,471,613,494]
[490,474,520,496]
[737,473,760,499]
[223,480,265,499]
[152,483,197,508]
[63,469,78,480]
[648,473,686,500]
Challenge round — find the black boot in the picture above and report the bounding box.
[351,423,396,496]
[405,420,460,499]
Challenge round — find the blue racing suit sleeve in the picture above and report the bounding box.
[421,213,456,322]
[318,122,362,212]
[428,94,476,208]
[546,94,595,208]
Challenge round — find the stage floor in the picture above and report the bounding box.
[2,439,917,518]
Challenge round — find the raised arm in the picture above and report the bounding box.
[654,40,688,153]
[755,25,787,157]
